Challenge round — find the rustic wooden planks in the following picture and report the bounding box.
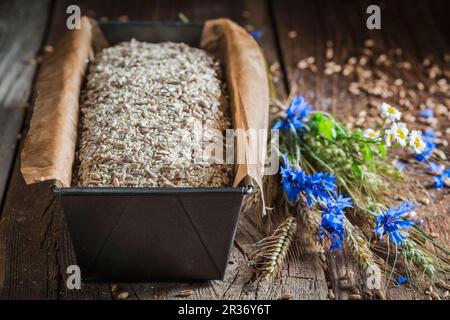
[272,0,449,300]
[0,0,51,210]
[0,0,448,300]
[0,0,327,300]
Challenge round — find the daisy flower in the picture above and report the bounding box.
[384,128,394,147]
[408,130,426,154]
[363,128,380,139]
[390,122,409,147]
[380,102,401,122]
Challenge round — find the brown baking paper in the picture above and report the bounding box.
[21,17,269,196]
[201,19,269,192]
[21,17,107,187]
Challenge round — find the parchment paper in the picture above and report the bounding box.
[21,17,269,195]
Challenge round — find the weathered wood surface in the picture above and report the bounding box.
[273,0,450,300]
[0,0,328,300]
[0,0,51,209]
[0,0,448,300]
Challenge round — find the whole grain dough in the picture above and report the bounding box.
[74,40,232,187]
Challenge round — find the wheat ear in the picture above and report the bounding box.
[250,216,297,278]
[402,240,436,277]
[345,221,385,297]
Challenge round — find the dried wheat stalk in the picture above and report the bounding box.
[249,216,297,278]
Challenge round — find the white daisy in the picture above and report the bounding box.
[384,129,394,147]
[379,102,401,122]
[391,122,409,147]
[409,130,427,154]
[363,128,380,139]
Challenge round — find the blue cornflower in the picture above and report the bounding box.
[374,202,416,244]
[250,30,263,41]
[323,195,353,214]
[423,128,437,140]
[305,172,337,205]
[318,195,351,251]
[279,154,337,204]
[418,108,434,119]
[429,163,449,189]
[279,154,308,201]
[428,161,444,174]
[395,276,409,287]
[319,210,346,251]
[416,129,436,162]
[433,175,445,189]
[280,165,306,201]
[273,96,313,131]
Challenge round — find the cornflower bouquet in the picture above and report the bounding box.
[252,95,450,294]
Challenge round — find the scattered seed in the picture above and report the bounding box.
[347,294,362,300]
[364,39,375,47]
[306,56,315,64]
[288,30,297,39]
[348,57,357,65]
[111,283,119,293]
[436,280,450,291]
[43,45,54,53]
[177,289,193,297]
[298,60,308,69]
[430,291,441,300]
[281,292,293,300]
[328,289,335,300]
[326,47,333,60]
[117,15,129,22]
[429,232,439,239]
[117,291,129,300]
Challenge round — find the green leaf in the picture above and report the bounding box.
[352,162,363,180]
[352,128,363,139]
[361,144,372,161]
[318,118,335,140]
[335,123,348,139]
[378,144,387,159]
[361,144,375,169]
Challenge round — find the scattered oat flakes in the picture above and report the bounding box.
[117,291,129,300]
[177,289,193,297]
[43,45,54,53]
[288,30,297,39]
[117,15,129,22]
[364,39,375,47]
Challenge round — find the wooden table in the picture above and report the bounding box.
[0,0,448,300]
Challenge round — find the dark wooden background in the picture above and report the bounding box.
[0,0,448,299]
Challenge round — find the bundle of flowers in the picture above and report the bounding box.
[252,95,450,295]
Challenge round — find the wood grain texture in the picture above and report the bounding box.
[272,0,449,300]
[0,0,448,300]
[0,0,328,300]
[0,0,51,210]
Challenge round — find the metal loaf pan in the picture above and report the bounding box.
[53,21,251,282]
